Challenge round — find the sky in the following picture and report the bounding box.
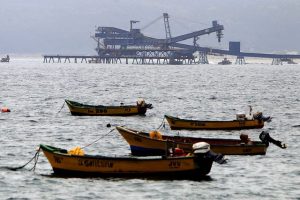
[0,0,300,55]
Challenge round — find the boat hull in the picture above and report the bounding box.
[40,144,213,179]
[65,100,148,116]
[165,115,264,130]
[116,126,267,156]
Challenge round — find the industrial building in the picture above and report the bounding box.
[44,13,300,65]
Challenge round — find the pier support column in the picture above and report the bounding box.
[235,56,245,65]
[272,58,282,65]
[198,51,209,64]
[132,58,137,64]
[163,58,168,64]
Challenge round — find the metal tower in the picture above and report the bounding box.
[163,13,172,42]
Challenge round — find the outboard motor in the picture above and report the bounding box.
[253,112,272,122]
[145,103,153,109]
[136,98,153,114]
[193,142,210,154]
[193,142,227,164]
[137,98,145,107]
[259,131,287,149]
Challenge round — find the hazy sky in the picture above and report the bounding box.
[0,0,299,55]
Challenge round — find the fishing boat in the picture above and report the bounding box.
[0,55,10,62]
[218,57,231,65]
[65,98,153,116]
[39,143,214,179]
[116,126,285,156]
[165,112,271,130]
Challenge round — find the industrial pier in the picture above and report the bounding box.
[43,13,300,65]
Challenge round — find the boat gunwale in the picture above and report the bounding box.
[39,144,200,161]
[116,126,267,147]
[65,99,139,109]
[164,114,262,123]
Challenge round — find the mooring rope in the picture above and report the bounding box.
[6,147,40,171]
[6,128,115,171]
[30,149,40,171]
[57,101,65,114]
[156,116,166,130]
[81,128,115,149]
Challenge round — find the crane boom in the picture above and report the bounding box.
[169,22,223,44]
[101,23,223,46]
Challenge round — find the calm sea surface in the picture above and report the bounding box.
[0,57,299,199]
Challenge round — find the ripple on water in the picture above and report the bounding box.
[0,60,299,199]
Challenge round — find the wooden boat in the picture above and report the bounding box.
[39,144,214,179]
[116,126,286,156]
[218,57,232,65]
[165,113,271,130]
[0,55,10,62]
[65,98,152,116]
[116,126,269,155]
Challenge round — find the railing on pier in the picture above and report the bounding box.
[43,55,199,65]
[43,55,98,63]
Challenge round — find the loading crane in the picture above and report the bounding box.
[44,14,300,65]
[96,16,223,48]
[94,13,224,64]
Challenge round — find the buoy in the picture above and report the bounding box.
[1,107,10,112]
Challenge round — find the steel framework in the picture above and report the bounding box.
[93,13,224,64]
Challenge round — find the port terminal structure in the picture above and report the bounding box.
[43,13,300,65]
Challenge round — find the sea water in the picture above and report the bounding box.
[0,57,299,199]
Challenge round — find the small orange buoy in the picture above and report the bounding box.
[1,107,11,112]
